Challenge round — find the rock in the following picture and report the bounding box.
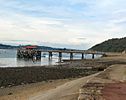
[8,93,13,95]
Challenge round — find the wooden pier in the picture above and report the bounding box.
[40,50,105,62]
[17,46,41,60]
[17,46,105,62]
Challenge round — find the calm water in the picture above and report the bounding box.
[0,49,101,67]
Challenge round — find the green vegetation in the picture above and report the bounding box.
[90,37,126,52]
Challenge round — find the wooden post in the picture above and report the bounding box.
[59,52,62,62]
[92,54,95,59]
[49,52,52,60]
[36,51,41,60]
[82,53,84,59]
[70,53,73,60]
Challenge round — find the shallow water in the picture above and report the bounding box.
[0,49,101,67]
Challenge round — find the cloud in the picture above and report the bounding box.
[77,37,86,40]
[0,0,126,49]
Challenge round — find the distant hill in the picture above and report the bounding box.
[0,44,69,50]
[0,44,18,49]
[90,37,126,52]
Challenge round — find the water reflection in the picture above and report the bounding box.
[17,58,41,67]
[0,49,102,67]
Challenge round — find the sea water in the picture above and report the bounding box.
[0,49,101,67]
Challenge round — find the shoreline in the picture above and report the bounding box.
[0,63,101,88]
[1,56,126,88]
[0,53,126,100]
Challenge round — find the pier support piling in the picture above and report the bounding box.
[59,52,62,62]
[92,54,95,59]
[70,53,73,60]
[17,49,41,60]
[49,52,52,60]
[82,53,84,59]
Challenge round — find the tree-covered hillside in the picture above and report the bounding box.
[90,37,126,52]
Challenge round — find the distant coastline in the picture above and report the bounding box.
[0,43,77,51]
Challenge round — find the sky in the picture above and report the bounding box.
[0,0,126,49]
